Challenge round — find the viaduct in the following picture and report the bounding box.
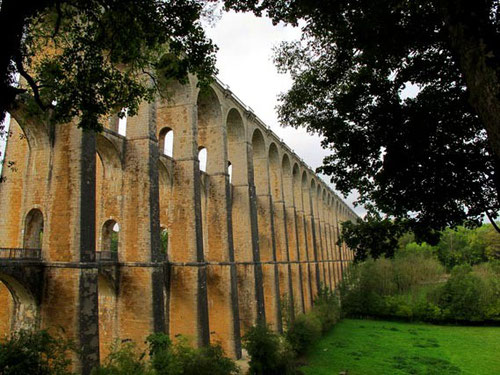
[0,76,356,373]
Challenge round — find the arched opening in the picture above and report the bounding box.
[0,281,13,337]
[198,147,207,173]
[160,227,168,255]
[159,128,174,157]
[101,220,119,253]
[0,275,39,336]
[227,108,246,185]
[268,143,282,200]
[251,129,267,193]
[23,209,43,249]
[197,86,222,174]
[228,161,233,184]
[118,109,127,136]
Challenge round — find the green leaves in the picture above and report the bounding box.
[2,0,218,131]
[229,0,500,233]
[340,213,408,261]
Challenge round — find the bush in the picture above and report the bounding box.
[0,329,75,375]
[94,334,238,375]
[341,252,500,323]
[242,323,296,375]
[312,286,341,332]
[92,341,151,375]
[285,313,322,355]
[436,264,500,322]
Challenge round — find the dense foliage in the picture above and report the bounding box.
[1,0,218,132]
[340,252,500,324]
[342,213,500,263]
[226,0,500,236]
[243,286,341,374]
[340,213,408,261]
[93,333,239,375]
[0,329,75,375]
[242,324,296,375]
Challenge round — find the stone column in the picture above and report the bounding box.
[158,88,209,347]
[301,179,317,306]
[197,89,241,358]
[118,100,165,350]
[306,183,321,299]
[268,145,293,323]
[4,114,102,374]
[313,190,326,289]
[252,130,281,331]
[227,110,265,334]
[283,161,305,315]
[323,197,334,289]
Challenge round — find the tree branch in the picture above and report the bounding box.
[14,55,51,111]
[52,0,62,38]
[485,210,500,235]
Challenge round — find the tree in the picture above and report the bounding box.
[0,0,218,133]
[339,213,406,261]
[224,0,500,237]
[0,329,75,374]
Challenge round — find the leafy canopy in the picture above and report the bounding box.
[0,0,218,131]
[225,0,500,236]
[340,213,407,261]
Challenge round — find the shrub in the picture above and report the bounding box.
[164,338,239,375]
[312,286,341,332]
[0,329,75,375]
[92,340,151,375]
[285,313,322,355]
[437,265,500,322]
[339,253,500,323]
[242,323,296,375]
[95,334,238,375]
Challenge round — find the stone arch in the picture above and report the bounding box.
[159,127,174,157]
[156,79,195,160]
[96,134,122,170]
[95,135,123,259]
[268,143,283,201]
[228,161,233,184]
[227,108,246,185]
[23,208,44,249]
[100,219,120,254]
[281,155,293,204]
[0,281,13,337]
[0,274,39,335]
[292,164,302,211]
[197,86,223,174]
[9,114,50,152]
[160,226,169,255]
[158,160,172,251]
[251,129,268,193]
[302,173,311,214]
[198,147,208,173]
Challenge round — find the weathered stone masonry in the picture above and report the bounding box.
[0,76,357,373]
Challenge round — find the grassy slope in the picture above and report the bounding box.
[301,319,500,375]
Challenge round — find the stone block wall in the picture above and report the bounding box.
[0,77,357,373]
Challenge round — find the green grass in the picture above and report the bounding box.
[301,319,500,375]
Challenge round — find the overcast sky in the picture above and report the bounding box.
[204,10,365,217]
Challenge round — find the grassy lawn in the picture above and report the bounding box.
[301,319,500,375]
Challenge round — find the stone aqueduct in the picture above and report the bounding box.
[0,76,356,372]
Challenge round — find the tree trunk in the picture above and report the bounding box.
[440,0,500,200]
